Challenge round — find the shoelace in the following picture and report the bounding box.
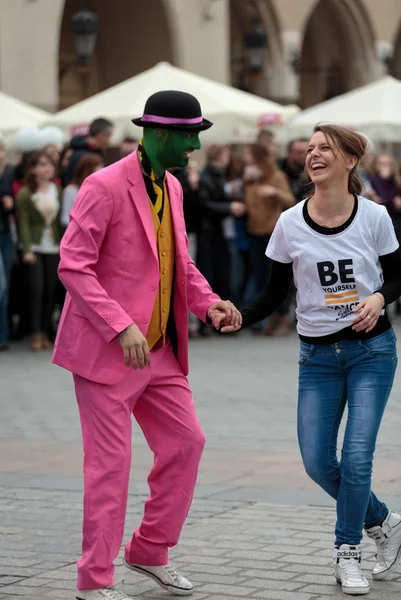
[165,564,181,584]
[101,581,129,600]
[340,558,365,581]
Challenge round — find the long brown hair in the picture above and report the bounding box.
[308,124,367,195]
[249,142,277,179]
[24,152,54,194]
[72,153,104,187]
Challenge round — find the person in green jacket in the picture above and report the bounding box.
[17,151,61,350]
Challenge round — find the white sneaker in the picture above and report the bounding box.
[76,581,133,600]
[366,510,401,580]
[334,545,370,595]
[124,560,193,596]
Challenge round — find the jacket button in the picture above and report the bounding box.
[163,288,167,294]
[150,284,156,291]
[181,280,185,284]
[142,318,148,324]
[160,232,165,238]
[183,312,187,317]
[162,269,167,275]
[163,308,167,313]
[162,251,166,257]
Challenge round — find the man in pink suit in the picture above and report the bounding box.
[53,90,241,600]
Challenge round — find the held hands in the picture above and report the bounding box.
[118,322,150,369]
[207,300,242,333]
[351,293,385,333]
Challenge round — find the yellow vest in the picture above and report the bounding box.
[146,187,175,350]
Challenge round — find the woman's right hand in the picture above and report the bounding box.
[393,195,401,210]
[23,252,36,264]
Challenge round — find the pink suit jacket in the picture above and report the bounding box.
[52,152,220,384]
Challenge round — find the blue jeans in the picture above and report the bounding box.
[297,329,397,546]
[0,233,14,344]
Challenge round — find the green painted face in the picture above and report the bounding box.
[143,129,201,176]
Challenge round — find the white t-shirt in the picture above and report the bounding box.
[31,182,60,254]
[266,197,399,337]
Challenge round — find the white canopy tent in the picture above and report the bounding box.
[283,76,401,144]
[42,62,298,145]
[0,92,50,139]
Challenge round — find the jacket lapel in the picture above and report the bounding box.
[127,152,158,261]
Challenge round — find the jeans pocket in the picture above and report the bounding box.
[298,344,315,366]
[360,330,397,361]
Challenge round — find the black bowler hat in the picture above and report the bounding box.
[132,90,213,131]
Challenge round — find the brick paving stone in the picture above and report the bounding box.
[196,583,258,595]
[245,578,303,591]
[174,565,242,576]
[190,573,248,585]
[254,590,318,600]
[223,559,284,570]
[224,550,282,562]
[261,544,317,555]
[277,554,331,566]
[281,564,335,575]
[0,584,54,595]
[0,576,26,586]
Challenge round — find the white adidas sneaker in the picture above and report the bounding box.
[366,510,401,580]
[76,581,133,600]
[124,560,193,596]
[333,544,370,595]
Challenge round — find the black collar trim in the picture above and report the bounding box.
[303,196,358,235]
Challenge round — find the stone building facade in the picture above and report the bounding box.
[1,0,401,112]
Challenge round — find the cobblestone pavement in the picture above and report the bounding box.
[1,324,401,598]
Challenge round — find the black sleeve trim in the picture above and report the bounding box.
[376,248,401,307]
[241,261,293,328]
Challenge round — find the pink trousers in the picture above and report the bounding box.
[73,343,205,590]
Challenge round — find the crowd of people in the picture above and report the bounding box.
[0,117,401,352]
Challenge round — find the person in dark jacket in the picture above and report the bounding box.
[172,161,205,336]
[277,138,309,203]
[0,138,15,350]
[64,118,113,186]
[197,145,245,302]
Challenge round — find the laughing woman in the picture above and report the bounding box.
[217,125,401,596]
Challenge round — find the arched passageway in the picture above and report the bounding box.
[299,0,377,108]
[58,0,174,109]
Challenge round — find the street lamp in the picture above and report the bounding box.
[71,0,99,66]
[244,16,268,75]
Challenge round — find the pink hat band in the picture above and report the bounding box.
[141,114,203,125]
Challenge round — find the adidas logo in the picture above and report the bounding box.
[337,551,359,557]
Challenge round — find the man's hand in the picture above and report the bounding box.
[118,323,150,369]
[23,252,36,264]
[207,300,242,331]
[230,201,246,217]
[1,195,14,211]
